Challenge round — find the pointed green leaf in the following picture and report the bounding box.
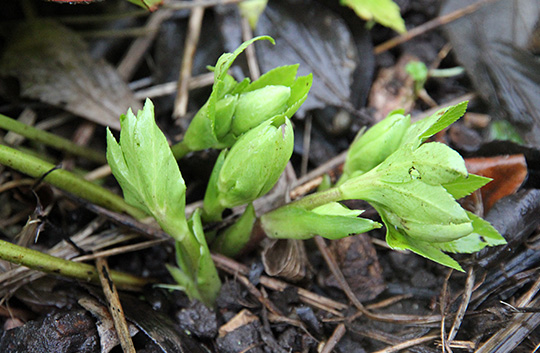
[214,36,275,80]
[284,73,313,118]
[402,101,468,148]
[466,211,506,246]
[245,64,299,92]
[261,204,381,240]
[421,101,468,140]
[442,174,491,199]
[432,232,488,254]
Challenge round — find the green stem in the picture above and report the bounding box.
[288,186,345,210]
[0,239,150,291]
[0,114,106,164]
[0,144,146,219]
[171,140,191,160]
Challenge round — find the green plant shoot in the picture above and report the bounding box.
[106,99,220,306]
[172,36,312,159]
[262,102,506,271]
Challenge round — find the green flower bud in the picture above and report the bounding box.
[231,85,291,136]
[341,111,410,182]
[203,115,293,220]
[220,114,293,205]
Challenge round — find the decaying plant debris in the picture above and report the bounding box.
[0,0,539,352]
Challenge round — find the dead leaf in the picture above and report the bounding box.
[0,20,141,130]
[262,239,308,282]
[325,234,385,301]
[465,154,528,212]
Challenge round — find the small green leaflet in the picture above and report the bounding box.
[442,174,492,199]
[340,0,406,34]
[433,212,506,254]
[402,101,468,148]
[261,203,381,240]
[376,142,468,185]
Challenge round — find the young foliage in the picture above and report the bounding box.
[339,110,410,183]
[262,102,506,271]
[338,102,506,270]
[261,202,381,240]
[175,36,312,158]
[106,99,188,239]
[340,0,406,34]
[106,99,220,306]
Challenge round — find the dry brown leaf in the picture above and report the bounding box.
[0,20,141,130]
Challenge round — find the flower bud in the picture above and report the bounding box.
[341,111,410,182]
[231,85,291,136]
[204,115,293,218]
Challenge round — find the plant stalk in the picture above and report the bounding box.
[0,114,106,164]
[0,239,150,291]
[0,144,147,219]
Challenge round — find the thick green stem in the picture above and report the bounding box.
[0,144,146,219]
[0,114,106,164]
[0,239,150,291]
[171,140,191,160]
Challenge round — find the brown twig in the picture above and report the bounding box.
[241,17,260,79]
[133,72,215,100]
[374,0,502,54]
[440,269,453,353]
[373,335,439,353]
[320,323,347,353]
[117,9,173,81]
[173,1,205,118]
[448,268,475,342]
[96,257,136,353]
[314,236,365,311]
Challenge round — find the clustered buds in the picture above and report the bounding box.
[179,37,312,156]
